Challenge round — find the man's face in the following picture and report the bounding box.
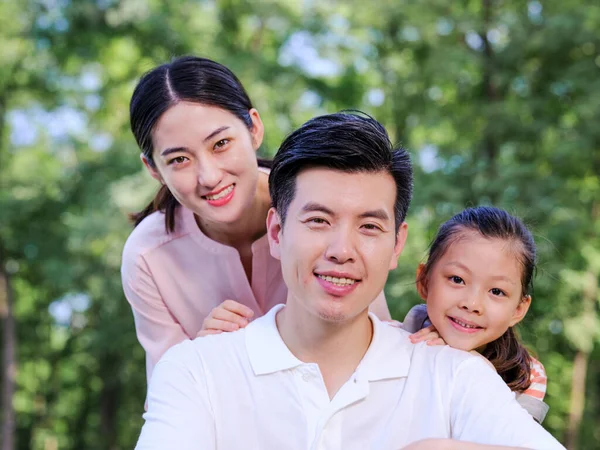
[267,167,407,324]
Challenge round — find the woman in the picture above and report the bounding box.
[122,56,391,384]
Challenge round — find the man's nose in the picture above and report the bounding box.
[324,227,357,264]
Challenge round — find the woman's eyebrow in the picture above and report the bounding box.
[160,126,231,157]
[203,126,229,142]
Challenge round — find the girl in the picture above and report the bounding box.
[409,206,548,423]
[122,56,391,385]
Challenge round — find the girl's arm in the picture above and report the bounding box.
[515,358,549,423]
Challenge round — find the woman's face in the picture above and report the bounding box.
[144,101,264,227]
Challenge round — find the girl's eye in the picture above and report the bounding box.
[449,276,464,285]
[214,139,230,150]
[490,288,506,297]
[168,156,188,165]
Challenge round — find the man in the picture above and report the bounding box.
[136,112,564,450]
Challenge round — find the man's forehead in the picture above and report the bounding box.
[292,168,396,216]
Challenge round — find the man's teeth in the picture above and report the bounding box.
[317,274,356,286]
[452,318,480,329]
[206,185,234,201]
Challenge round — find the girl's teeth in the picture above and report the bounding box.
[453,318,479,329]
[206,185,233,200]
[317,275,356,286]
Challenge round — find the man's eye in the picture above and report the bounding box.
[362,223,382,232]
[449,276,464,284]
[309,218,327,224]
[169,156,188,165]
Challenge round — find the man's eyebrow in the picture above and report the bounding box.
[359,209,390,221]
[300,202,336,216]
[159,126,230,157]
[160,146,187,157]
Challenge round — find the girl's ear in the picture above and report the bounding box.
[509,295,531,327]
[415,263,428,301]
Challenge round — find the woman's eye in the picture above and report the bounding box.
[490,288,506,297]
[214,139,230,150]
[449,276,464,285]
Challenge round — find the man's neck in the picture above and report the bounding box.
[276,302,373,399]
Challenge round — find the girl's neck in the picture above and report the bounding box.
[196,171,270,249]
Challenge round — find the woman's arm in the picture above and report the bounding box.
[122,253,190,383]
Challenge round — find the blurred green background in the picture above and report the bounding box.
[0,0,599,449]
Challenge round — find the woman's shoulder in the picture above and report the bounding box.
[122,209,189,263]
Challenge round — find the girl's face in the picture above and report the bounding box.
[144,102,264,227]
[416,231,531,352]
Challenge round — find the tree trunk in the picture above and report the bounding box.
[99,352,122,450]
[0,92,16,450]
[0,244,16,450]
[565,267,598,449]
[565,350,589,450]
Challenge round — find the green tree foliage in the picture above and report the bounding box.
[0,1,598,448]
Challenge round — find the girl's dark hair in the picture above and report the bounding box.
[129,55,270,232]
[421,206,536,392]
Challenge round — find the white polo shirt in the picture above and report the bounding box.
[136,304,564,450]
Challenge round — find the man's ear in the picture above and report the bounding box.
[509,295,531,327]
[415,264,428,301]
[141,154,163,183]
[389,222,408,271]
[266,207,282,261]
[249,108,265,151]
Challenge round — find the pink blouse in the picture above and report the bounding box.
[121,205,287,383]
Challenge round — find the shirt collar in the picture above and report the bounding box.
[245,304,413,380]
[246,304,304,375]
[356,313,412,381]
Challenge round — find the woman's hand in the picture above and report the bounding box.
[197,300,255,337]
[409,324,446,346]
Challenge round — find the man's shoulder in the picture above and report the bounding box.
[159,329,249,372]
[407,340,489,378]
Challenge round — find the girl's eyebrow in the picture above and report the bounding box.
[489,275,517,285]
[443,261,472,273]
[444,261,517,285]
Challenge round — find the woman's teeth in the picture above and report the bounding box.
[317,274,356,286]
[206,185,234,201]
